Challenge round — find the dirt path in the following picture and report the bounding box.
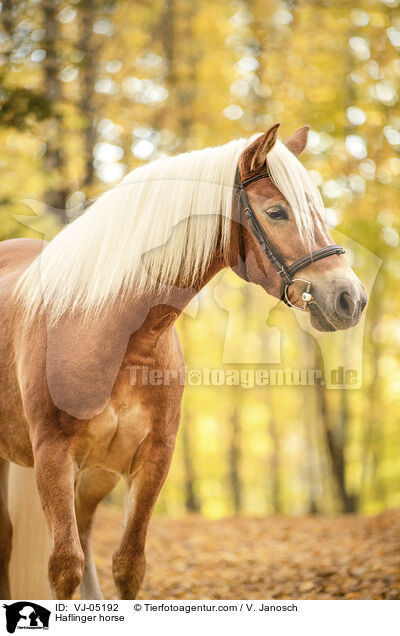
[92,505,400,600]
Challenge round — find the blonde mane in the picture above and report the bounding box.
[16,136,324,322]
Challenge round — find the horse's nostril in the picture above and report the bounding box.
[337,291,355,318]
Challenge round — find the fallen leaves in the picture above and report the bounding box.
[92,506,400,600]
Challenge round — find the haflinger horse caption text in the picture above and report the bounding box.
[1,600,397,635]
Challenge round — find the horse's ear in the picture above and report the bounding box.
[284,125,310,156]
[240,123,280,175]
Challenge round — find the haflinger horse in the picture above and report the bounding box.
[0,123,367,600]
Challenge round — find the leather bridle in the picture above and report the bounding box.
[235,168,345,311]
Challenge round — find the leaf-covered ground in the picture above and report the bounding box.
[92,505,400,600]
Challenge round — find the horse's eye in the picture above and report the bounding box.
[266,206,287,220]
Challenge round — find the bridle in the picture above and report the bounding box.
[235,168,345,311]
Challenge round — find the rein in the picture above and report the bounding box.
[235,168,345,311]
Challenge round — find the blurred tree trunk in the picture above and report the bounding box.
[360,283,384,507]
[268,407,281,513]
[161,0,176,89]
[181,418,200,513]
[176,2,198,150]
[153,0,176,132]
[1,0,13,55]
[229,404,242,514]
[42,0,68,223]
[0,0,14,94]
[77,0,99,190]
[303,412,320,515]
[228,287,255,515]
[300,333,319,514]
[314,347,357,513]
[338,380,358,511]
[179,315,201,513]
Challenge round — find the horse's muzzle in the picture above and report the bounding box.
[308,274,368,332]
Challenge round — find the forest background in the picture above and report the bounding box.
[1,0,400,519]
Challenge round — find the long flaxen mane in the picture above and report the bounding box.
[16,136,325,323]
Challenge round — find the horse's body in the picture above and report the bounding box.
[0,238,188,599]
[0,124,367,600]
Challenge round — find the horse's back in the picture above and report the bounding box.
[0,237,44,319]
[0,238,45,276]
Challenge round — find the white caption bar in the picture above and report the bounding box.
[2,599,398,636]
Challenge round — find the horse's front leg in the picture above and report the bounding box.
[34,436,84,599]
[112,407,180,599]
[75,467,120,599]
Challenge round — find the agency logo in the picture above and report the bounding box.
[2,602,50,633]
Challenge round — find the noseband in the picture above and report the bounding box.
[235,168,345,311]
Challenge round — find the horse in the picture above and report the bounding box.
[0,122,367,600]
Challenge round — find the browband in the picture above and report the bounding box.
[241,171,272,188]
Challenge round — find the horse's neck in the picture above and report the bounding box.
[116,250,228,356]
[138,254,227,331]
[131,216,243,339]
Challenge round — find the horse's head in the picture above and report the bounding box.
[232,123,367,332]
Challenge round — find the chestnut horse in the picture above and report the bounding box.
[0,124,366,600]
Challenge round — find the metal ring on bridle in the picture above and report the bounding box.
[284,279,312,311]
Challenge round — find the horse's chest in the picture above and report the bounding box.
[73,398,151,475]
